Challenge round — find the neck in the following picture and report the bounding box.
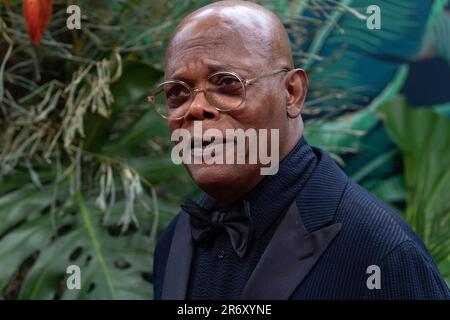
[209,131,303,208]
[208,173,262,208]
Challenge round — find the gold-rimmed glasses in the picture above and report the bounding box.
[147,68,290,120]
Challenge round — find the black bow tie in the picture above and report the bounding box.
[181,198,253,258]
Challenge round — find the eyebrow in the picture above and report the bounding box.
[167,63,251,82]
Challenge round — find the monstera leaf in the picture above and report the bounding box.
[0,180,153,299]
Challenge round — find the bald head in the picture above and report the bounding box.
[165,0,293,75]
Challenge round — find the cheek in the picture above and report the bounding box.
[265,87,286,125]
[244,89,284,128]
[168,120,181,133]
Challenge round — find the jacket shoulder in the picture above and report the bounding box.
[368,240,450,299]
[336,180,436,265]
[313,181,450,298]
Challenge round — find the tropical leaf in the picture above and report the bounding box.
[19,192,154,299]
[368,174,406,206]
[1,0,448,299]
[380,96,450,269]
[0,180,155,299]
[83,59,164,152]
[284,0,440,118]
[419,7,450,64]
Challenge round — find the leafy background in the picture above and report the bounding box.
[0,0,449,299]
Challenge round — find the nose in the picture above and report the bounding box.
[184,90,220,121]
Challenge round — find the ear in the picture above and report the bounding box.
[284,68,308,118]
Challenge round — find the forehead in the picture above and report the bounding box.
[165,16,267,80]
[168,58,252,82]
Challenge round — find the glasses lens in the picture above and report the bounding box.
[149,81,191,119]
[207,73,245,111]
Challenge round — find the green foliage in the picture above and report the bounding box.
[0,1,200,299]
[284,0,436,118]
[0,0,448,299]
[0,183,154,299]
[381,96,450,278]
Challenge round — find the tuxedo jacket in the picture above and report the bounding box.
[153,146,450,300]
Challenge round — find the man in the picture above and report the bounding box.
[153,0,450,299]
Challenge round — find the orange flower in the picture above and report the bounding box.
[23,0,52,46]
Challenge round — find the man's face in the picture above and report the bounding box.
[165,16,289,197]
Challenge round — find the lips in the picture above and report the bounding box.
[190,137,234,150]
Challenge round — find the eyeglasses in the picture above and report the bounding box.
[147,68,290,120]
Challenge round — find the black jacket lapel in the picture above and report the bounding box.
[241,148,347,299]
[241,201,342,300]
[161,212,193,299]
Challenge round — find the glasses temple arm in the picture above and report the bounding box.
[245,68,290,85]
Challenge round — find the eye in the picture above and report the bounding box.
[164,84,190,108]
[219,76,240,86]
[210,74,241,87]
[165,84,189,99]
[209,73,243,96]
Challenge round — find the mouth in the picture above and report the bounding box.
[190,137,233,150]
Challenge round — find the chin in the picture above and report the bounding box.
[186,163,259,197]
